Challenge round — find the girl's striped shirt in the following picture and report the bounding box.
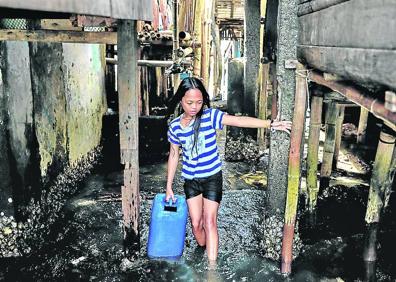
[167,108,225,180]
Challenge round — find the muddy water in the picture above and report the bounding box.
[1,126,395,281]
[2,157,395,281]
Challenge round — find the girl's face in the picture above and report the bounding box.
[181,89,203,118]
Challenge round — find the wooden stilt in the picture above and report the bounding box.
[363,128,395,278]
[281,63,307,274]
[307,94,323,211]
[333,104,345,168]
[357,107,369,144]
[141,51,150,116]
[365,129,396,224]
[258,63,270,151]
[320,100,338,188]
[117,20,140,258]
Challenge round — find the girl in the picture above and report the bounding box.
[165,77,291,262]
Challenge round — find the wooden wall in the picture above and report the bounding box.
[297,0,396,90]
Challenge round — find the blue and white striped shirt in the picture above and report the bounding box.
[167,108,225,180]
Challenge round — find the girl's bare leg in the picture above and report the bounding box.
[187,194,206,246]
[203,198,220,262]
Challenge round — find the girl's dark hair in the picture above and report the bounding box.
[168,77,211,154]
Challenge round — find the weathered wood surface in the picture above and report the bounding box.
[298,0,350,16]
[298,0,396,90]
[117,20,140,256]
[298,46,396,90]
[0,0,152,21]
[299,0,396,49]
[306,95,323,211]
[0,29,116,44]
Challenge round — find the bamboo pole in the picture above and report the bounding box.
[117,20,140,257]
[200,0,211,87]
[333,104,345,168]
[193,0,204,77]
[258,63,270,150]
[257,0,268,150]
[141,52,150,116]
[320,100,338,187]
[306,95,323,211]
[363,128,395,269]
[357,107,369,144]
[106,58,193,67]
[281,63,307,274]
[365,129,396,224]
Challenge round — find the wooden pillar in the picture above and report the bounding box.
[281,63,307,274]
[306,94,323,211]
[117,20,140,257]
[365,129,396,224]
[357,107,369,144]
[363,127,395,272]
[333,104,345,168]
[320,100,338,188]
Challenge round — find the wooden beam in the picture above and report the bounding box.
[299,46,396,91]
[308,70,396,127]
[298,0,396,49]
[0,29,116,44]
[117,20,140,257]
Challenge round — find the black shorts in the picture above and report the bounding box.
[183,171,223,203]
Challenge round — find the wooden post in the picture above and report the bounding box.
[141,51,150,116]
[333,104,345,168]
[357,107,369,144]
[281,63,307,274]
[320,100,338,188]
[365,129,396,224]
[363,128,395,271]
[258,63,270,150]
[117,20,140,257]
[306,94,323,211]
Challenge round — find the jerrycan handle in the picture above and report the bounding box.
[164,196,177,212]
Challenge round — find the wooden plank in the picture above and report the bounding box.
[0,29,116,44]
[298,0,396,49]
[0,0,152,21]
[298,45,396,90]
[298,0,350,16]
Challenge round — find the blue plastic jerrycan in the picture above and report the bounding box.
[147,193,188,260]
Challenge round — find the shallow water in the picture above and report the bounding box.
[1,159,395,281]
[1,125,395,281]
